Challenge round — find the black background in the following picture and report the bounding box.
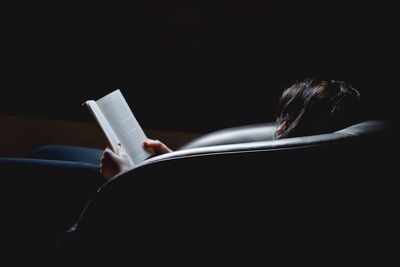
[1,2,398,132]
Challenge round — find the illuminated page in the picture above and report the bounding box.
[96,89,151,165]
[84,100,120,153]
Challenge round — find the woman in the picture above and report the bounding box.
[100,78,362,180]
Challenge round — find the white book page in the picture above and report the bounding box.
[84,100,120,153]
[96,89,151,165]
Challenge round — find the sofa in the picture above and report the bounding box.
[48,119,398,263]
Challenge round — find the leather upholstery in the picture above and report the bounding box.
[59,119,398,263]
[179,120,393,151]
[179,122,277,149]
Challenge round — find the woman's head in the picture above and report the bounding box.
[274,78,362,139]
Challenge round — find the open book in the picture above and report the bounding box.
[83,89,151,166]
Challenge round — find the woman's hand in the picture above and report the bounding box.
[143,139,173,155]
[100,143,131,181]
[100,140,172,180]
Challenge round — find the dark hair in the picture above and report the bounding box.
[274,78,362,139]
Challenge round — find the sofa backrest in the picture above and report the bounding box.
[179,122,277,149]
[179,120,393,150]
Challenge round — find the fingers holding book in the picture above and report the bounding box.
[100,140,172,180]
[100,143,131,181]
[143,139,173,155]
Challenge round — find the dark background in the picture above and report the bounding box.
[1,2,397,133]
